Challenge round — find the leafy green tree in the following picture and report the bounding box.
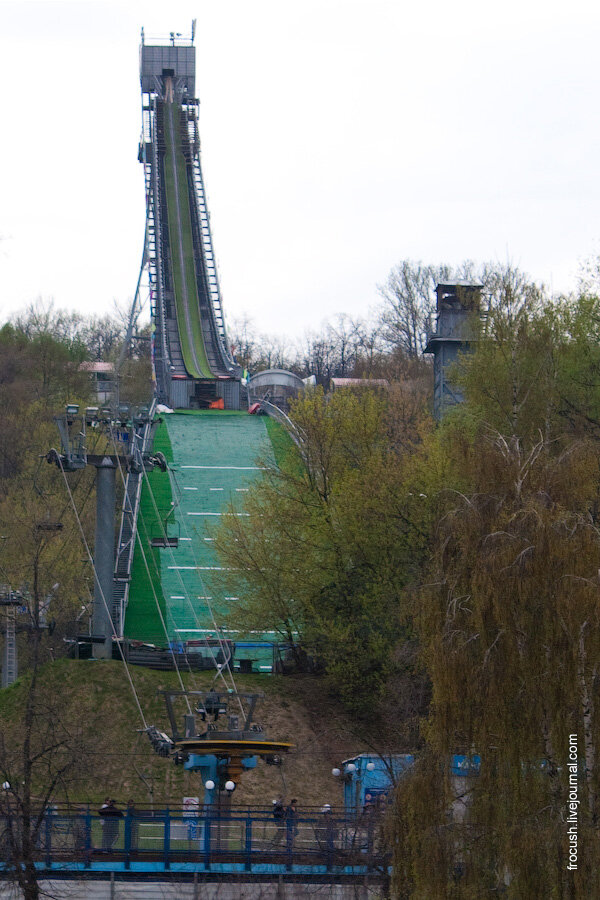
[553,294,600,437]
[0,322,91,484]
[215,385,432,721]
[394,427,600,897]
[392,286,600,897]
[456,267,554,439]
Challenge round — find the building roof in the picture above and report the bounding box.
[330,378,389,388]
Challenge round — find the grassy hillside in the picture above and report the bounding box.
[0,658,379,810]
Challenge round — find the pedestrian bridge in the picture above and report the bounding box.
[0,807,389,889]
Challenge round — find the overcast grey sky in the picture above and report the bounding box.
[1,0,599,336]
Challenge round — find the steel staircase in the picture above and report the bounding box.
[112,402,157,635]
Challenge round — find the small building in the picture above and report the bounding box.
[334,753,415,815]
[333,751,481,816]
[246,369,305,412]
[78,361,115,404]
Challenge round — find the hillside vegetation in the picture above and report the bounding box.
[7,266,600,896]
[0,659,382,808]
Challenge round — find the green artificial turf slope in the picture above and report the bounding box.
[162,100,212,379]
[124,419,174,642]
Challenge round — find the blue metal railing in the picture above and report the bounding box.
[0,808,389,875]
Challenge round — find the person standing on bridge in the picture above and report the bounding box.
[285,798,298,851]
[318,804,336,853]
[99,798,123,851]
[271,795,286,847]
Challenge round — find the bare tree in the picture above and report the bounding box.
[377,259,543,360]
[228,314,258,372]
[10,298,127,362]
[352,321,385,378]
[477,261,545,323]
[0,528,90,899]
[327,314,366,376]
[377,261,454,357]
[255,332,293,371]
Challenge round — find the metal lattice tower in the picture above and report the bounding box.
[0,590,22,688]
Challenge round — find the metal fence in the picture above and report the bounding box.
[0,807,389,873]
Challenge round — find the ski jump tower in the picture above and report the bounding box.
[139,26,241,409]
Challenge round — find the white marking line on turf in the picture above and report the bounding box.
[174,628,214,633]
[187,512,250,516]
[181,465,263,470]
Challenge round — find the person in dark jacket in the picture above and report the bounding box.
[271,795,285,847]
[99,798,123,850]
[285,799,298,851]
[317,804,336,853]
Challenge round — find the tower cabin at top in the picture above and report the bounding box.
[140,32,196,98]
[424,283,482,421]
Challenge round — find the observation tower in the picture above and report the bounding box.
[424,283,481,419]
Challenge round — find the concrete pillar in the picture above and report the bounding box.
[92,460,116,660]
